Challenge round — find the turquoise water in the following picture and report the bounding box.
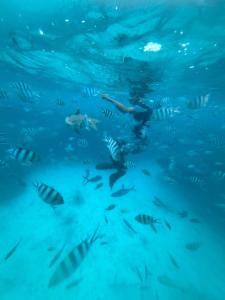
[1,1,225,299]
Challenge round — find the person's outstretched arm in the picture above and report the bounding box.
[101,94,134,113]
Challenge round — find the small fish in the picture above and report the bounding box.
[124,160,135,169]
[151,107,179,121]
[20,127,37,139]
[82,87,99,97]
[111,185,135,197]
[157,275,184,292]
[82,159,92,165]
[83,175,102,184]
[77,138,88,148]
[102,108,114,119]
[49,243,66,268]
[190,176,204,186]
[178,210,189,218]
[185,242,202,251]
[189,218,201,223]
[187,94,209,109]
[132,266,143,283]
[56,98,65,106]
[95,182,103,190]
[142,169,151,176]
[105,204,116,211]
[100,241,108,246]
[48,246,56,252]
[123,218,137,234]
[104,214,109,224]
[34,182,64,206]
[48,225,101,287]
[0,88,9,99]
[13,82,35,103]
[9,147,40,165]
[167,252,179,269]
[152,196,166,208]
[135,214,160,233]
[120,209,129,214]
[4,239,21,261]
[164,220,172,230]
[65,278,82,290]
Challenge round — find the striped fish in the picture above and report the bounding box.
[189,176,204,186]
[56,99,65,106]
[82,87,99,97]
[49,225,100,287]
[34,183,64,205]
[77,138,88,148]
[151,107,180,121]
[20,127,36,139]
[102,109,114,119]
[124,160,135,169]
[13,82,34,103]
[209,135,225,148]
[187,94,209,109]
[10,147,40,164]
[103,136,120,161]
[135,214,160,233]
[0,89,9,100]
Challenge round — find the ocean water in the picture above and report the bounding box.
[1,1,225,299]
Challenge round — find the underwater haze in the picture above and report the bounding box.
[0,0,225,299]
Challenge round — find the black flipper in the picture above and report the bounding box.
[109,169,126,189]
[96,163,116,170]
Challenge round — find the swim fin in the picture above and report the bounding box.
[109,169,126,189]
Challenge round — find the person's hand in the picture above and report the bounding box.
[101,93,109,100]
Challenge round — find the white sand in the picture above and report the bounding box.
[0,162,225,300]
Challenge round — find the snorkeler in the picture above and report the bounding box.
[101,94,152,139]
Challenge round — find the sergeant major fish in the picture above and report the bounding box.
[8,147,40,165]
[135,214,160,233]
[102,108,114,119]
[48,225,101,287]
[151,107,180,121]
[187,94,209,109]
[34,182,64,206]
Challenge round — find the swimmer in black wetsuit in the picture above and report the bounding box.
[101,94,152,139]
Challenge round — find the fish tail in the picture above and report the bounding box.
[82,176,89,184]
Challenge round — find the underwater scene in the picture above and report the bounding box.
[0,0,225,299]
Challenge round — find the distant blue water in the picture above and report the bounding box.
[0,1,225,300]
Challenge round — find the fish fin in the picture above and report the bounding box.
[90,224,101,244]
